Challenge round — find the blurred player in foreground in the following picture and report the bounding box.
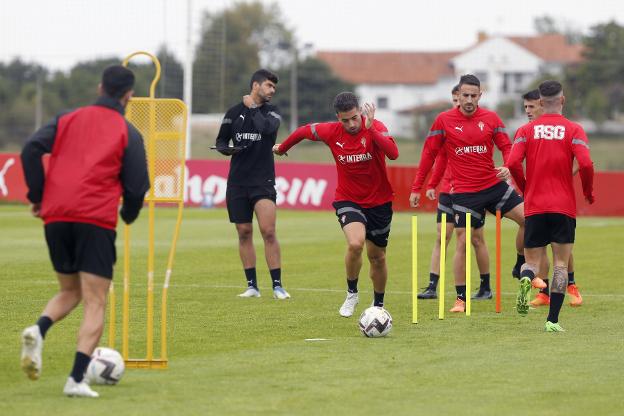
[20,65,149,397]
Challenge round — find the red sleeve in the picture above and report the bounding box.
[570,126,595,203]
[427,150,447,190]
[411,116,445,193]
[369,121,398,160]
[494,116,525,187]
[506,128,527,193]
[278,122,329,153]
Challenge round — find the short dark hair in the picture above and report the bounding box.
[333,92,359,113]
[101,65,135,99]
[459,74,480,88]
[452,84,460,94]
[522,89,540,101]
[250,69,278,89]
[538,80,563,97]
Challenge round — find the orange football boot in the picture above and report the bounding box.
[567,284,583,307]
[530,292,550,307]
[449,298,466,313]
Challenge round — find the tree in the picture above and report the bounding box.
[192,1,292,113]
[568,21,624,122]
[271,57,354,128]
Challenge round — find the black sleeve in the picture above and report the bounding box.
[215,107,235,154]
[20,116,60,203]
[251,105,281,135]
[119,123,150,224]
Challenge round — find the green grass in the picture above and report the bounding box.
[1,205,623,415]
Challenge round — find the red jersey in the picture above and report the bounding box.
[279,118,398,207]
[412,107,521,194]
[427,150,452,194]
[507,114,594,218]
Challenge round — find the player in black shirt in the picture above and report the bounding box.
[215,69,290,299]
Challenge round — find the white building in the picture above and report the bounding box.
[317,33,583,137]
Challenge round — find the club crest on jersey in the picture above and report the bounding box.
[478,121,485,131]
[361,137,366,148]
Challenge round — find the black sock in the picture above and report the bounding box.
[270,268,282,289]
[568,272,575,285]
[520,268,535,281]
[547,292,565,323]
[515,254,525,270]
[540,279,550,295]
[244,268,257,289]
[479,273,491,290]
[456,285,466,302]
[347,278,358,293]
[429,273,440,289]
[70,351,91,383]
[374,291,385,307]
[36,316,53,339]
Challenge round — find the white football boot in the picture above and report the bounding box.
[339,292,359,317]
[238,287,261,298]
[63,377,99,398]
[21,325,43,380]
[273,286,291,300]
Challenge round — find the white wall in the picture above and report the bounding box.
[355,77,457,137]
[451,37,543,108]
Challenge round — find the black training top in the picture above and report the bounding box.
[215,102,281,187]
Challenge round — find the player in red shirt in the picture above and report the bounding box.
[409,74,544,313]
[507,80,594,331]
[418,85,492,301]
[522,89,583,308]
[273,92,398,317]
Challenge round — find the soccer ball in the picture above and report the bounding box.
[358,306,393,338]
[85,347,125,385]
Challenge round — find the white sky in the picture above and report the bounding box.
[1,0,623,70]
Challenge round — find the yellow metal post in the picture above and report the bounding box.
[122,225,130,360]
[411,216,418,324]
[108,282,115,349]
[439,213,446,320]
[115,51,186,369]
[466,213,471,316]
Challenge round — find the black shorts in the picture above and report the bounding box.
[451,182,523,229]
[44,222,117,279]
[226,185,277,223]
[525,213,576,248]
[332,201,393,248]
[436,193,455,224]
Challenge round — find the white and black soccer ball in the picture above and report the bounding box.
[86,347,125,385]
[358,306,393,338]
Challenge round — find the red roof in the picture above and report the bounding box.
[316,51,459,85]
[506,34,583,64]
[317,34,583,86]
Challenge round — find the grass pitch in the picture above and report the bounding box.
[1,205,623,415]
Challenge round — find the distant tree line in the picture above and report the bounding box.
[1,3,623,150]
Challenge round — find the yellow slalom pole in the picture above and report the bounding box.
[411,216,418,324]
[466,212,471,316]
[122,224,130,360]
[108,282,115,349]
[439,213,446,320]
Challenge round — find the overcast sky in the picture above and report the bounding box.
[1,0,623,70]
